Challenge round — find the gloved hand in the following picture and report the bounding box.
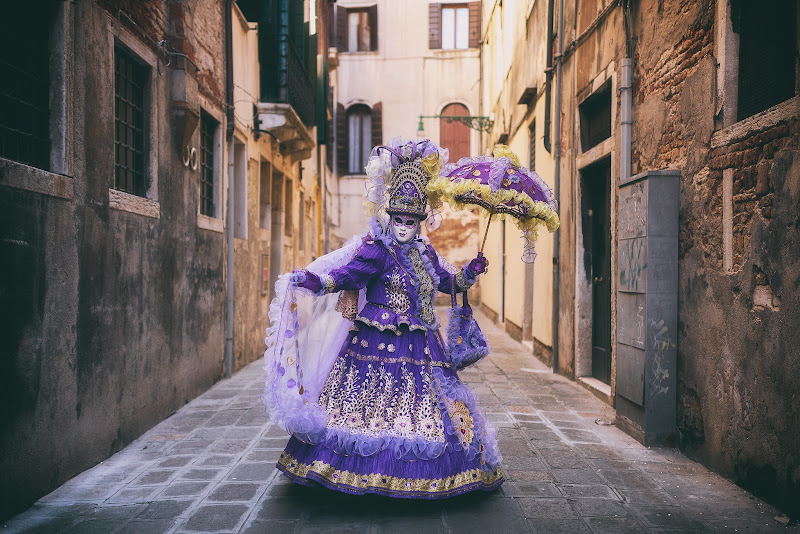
[291,269,323,293]
[466,253,489,277]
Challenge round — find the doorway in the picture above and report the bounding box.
[581,158,612,384]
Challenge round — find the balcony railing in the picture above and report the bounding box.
[261,33,315,128]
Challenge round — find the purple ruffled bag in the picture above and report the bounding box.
[447,277,490,370]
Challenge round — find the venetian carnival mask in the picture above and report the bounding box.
[391,216,420,244]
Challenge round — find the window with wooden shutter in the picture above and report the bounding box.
[335,5,347,50]
[430,2,480,49]
[345,5,378,52]
[347,104,372,174]
[429,3,442,49]
[368,5,378,51]
[468,2,481,48]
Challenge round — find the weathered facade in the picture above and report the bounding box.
[478,0,558,360]
[331,0,483,272]
[0,0,331,522]
[479,0,799,517]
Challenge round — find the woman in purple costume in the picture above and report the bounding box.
[262,138,503,499]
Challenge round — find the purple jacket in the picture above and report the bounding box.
[320,237,472,334]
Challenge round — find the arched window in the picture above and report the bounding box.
[347,104,372,174]
[440,103,470,162]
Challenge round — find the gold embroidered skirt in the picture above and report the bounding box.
[276,326,503,499]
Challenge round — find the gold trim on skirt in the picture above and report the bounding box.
[278,452,503,496]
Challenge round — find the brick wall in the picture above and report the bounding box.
[709,119,799,269]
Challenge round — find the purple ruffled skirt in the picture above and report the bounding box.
[277,324,503,498]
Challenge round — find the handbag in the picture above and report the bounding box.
[447,276,490,370]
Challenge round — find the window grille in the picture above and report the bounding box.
[199,113,216,217]
[735,1,797,121]
[578,84,611,152]
[114,47,147,196]
[0,7,51,169]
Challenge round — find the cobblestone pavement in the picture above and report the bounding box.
[3,309,797,533]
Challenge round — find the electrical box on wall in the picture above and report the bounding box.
[615,169,680,446]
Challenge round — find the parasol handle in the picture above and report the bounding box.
[479,217,493,254]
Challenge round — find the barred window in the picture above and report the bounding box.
[578,83,611,152]
[114,47,147,196]
[199,112,216,217]
[0,4,53,169]
[735,0,797,120]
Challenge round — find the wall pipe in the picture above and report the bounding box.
[551,0,564,374]
[621,59,633,182]
[621,0,634,182]
[224,0,234,379]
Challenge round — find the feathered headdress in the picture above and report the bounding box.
[363,137,448,227]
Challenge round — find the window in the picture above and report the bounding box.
[337,102,382,176]
[0,4,53,170]
[347,104,372,174]
[440,103,470,161]
[429,2,480,50]
[578,83,611,152]
[336,5,377,52]
[442,5,469,49]
[348,10,370,51]
[114,47,148,197]
[734,0,798,121]
[199,112,217,217]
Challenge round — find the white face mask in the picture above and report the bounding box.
[391,215,420,244]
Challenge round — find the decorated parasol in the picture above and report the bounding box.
[427,145,560,263]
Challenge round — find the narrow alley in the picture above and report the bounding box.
[2,310,794,534]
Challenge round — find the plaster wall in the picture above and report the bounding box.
[0,0,227,521]
[479,0,557,353]
[574,0,799,516]
[335,0,481,272]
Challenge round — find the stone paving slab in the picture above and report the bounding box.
[2,308,797,533]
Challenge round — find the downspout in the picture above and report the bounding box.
[552,0,564,374]
[621,0,634,182]
[224,0,234,379]
[621,62,632,181]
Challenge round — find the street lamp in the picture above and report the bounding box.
[417,114,494,137]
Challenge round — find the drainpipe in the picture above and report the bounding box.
[621,60,633,181]
[551,0,564,374]
[621,0,634,182]
[224,0,234,378]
